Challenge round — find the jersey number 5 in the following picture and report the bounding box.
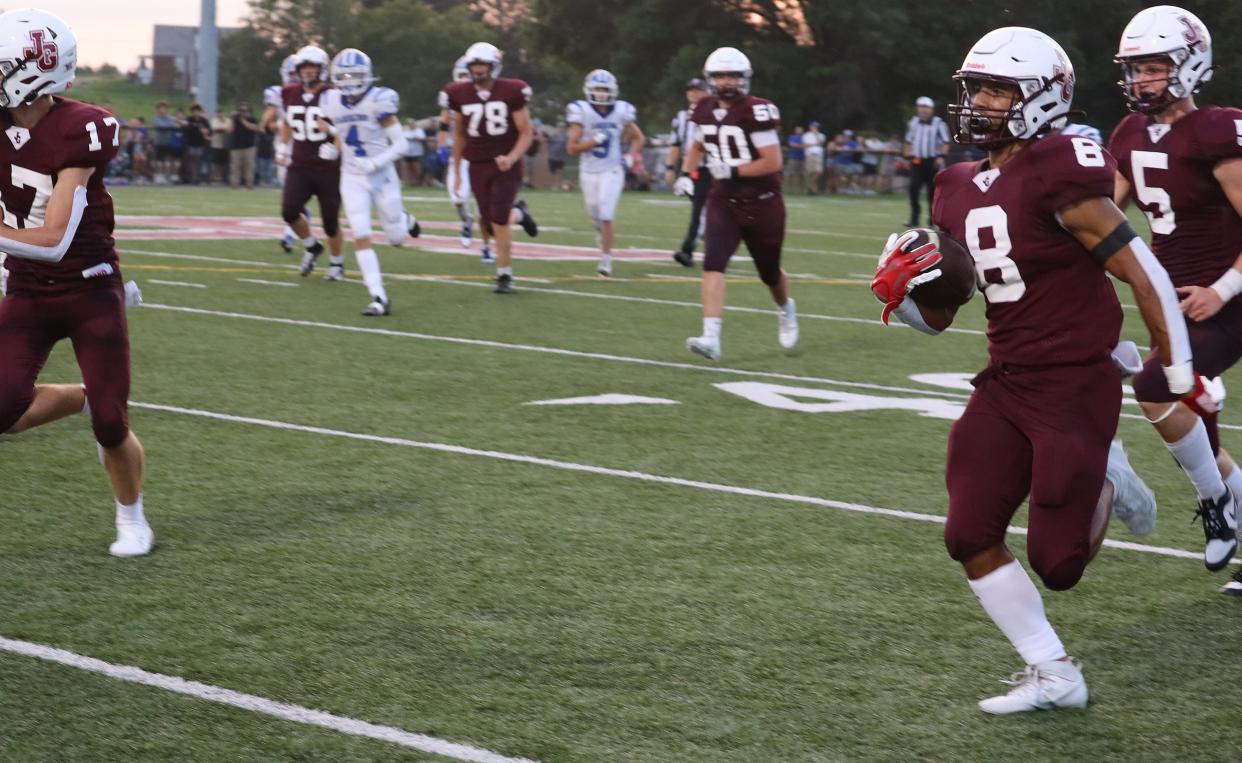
[285,106,328,142]
[1130,150,1175,235]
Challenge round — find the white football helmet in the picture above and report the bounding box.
[703,46,751,99]
[452,56,470,82]
[583,69,618,106]
[1115,5,1212,113]
[947,27,1075,148]
[279,54,298,85]
[293,45,329,83]
[0,8,76,108]
[463,42,502,83]
[331,48,374,98]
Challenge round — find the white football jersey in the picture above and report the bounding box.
[566,99,637,174]
[263,84,284,118]
[321,86,401,163]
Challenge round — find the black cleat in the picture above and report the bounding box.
[1195,488,1238,571]
[515,199,538,237]
[493,273,514,294]
[408,219,421,238]
[299,241,324,277]
[362,297,391,316]
[279,237,293,253]
[1220,567,1242,596]
[672,250,695,267]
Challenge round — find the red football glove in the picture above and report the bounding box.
[1183,373,1225,417]
[870,231,944,324]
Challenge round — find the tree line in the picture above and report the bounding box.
[222,0,1242,138]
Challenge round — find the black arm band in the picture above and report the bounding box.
[1091,220,1138,264]
[438,121,450,132]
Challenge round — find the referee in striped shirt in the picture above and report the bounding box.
[903,96,950,227]
[666,78,711,267]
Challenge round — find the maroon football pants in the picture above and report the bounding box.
[703,192,785,286]
[0,278,131,448]
[944,358,1121,591]
[469,159,523,236]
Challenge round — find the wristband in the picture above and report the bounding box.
[1210,268,1242,303]
[438,121,450,132]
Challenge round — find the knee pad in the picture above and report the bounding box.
[1030,550,1088,592]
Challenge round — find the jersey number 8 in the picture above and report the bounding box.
[462,102,510,137]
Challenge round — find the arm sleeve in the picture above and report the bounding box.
[1128,235,1192,367]
[364,122,409,167]
[0,186,88,263]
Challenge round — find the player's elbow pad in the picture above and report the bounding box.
[0,186,87,263]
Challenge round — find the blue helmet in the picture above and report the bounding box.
[583,69,618,106]
[330,48,374,98]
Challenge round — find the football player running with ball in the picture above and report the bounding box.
[319,48,421,316]
[0,9,153,556]
[874,28,1192,714]
[278,45,346,280]
[566,69,645,277]
[439,42,539,294]
[676,46,797,360]
[1109,6,1242,586]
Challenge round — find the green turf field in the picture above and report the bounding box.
[2,185,1239,762]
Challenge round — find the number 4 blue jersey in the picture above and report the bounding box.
[320,86,401,166]
[566,99,637,173]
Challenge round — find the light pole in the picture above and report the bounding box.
[196,0,218,114]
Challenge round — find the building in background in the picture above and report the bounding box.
[137,24,238,93]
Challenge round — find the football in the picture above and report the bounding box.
[905,228,977,309]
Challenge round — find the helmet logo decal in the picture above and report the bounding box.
[1052,62,1073,100]
[23,30,57,72]
[1179,16,1206,51]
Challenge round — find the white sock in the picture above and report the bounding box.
[302,235,318,247]
[968,560,1067,666]
[498,266,513,277]
[117,494,145,524]
[354,248,387,302]
[1223,461,1242,499]
[455,204,470,224]
[282,225,294,239]
[329,255,345,266]
[1167,419,1227,500]
[703,317,722,339]
[780,298,796,317]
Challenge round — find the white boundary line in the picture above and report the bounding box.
[118,247,987,337]
[141,303,976,400]
[0,636,535,763]
[129,400,1210,564]
[147,279,208,289]
[237,278,299,288]
[139,301,1242,432]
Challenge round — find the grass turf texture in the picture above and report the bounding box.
[2,185,1238,761]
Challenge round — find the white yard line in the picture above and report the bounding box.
[0,636,535,763]
[129,400,1213,565]
[146,279,208,289]
[237,278,299,288]
[141,303,975,400]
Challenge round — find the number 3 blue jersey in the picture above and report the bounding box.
[566,99,637,174]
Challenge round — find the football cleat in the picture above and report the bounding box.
[597,255,612,277]
[110,518,154,558]
[1105,439,1157,535]
[407,215,421,238]
[978,659,1088,715]
[1220,568,1242,596]
[686,335,721,361]
[460,221,473,248]
[299,241,324,277]
[673,250,695,268]
[481,245,494,264]
[494,273,514,294]
[515,199,538,237]
[279,235,293,253]
[778,298,799,350]
[362,297,390,316]
[1195,488,1238,571]
[324,263,346,281]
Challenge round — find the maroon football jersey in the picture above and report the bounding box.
[281,83,340,170]
[690,95,782,199]
[438,78,532,162]
[1,98,119,294]
[932,133,1122,365]
[1109,106,1242,289]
